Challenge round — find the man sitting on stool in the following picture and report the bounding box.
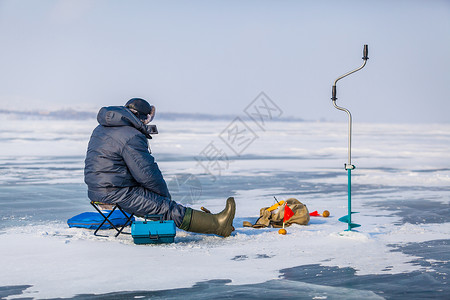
[84,98,235,237]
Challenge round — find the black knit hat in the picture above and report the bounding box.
[125,98,152,119]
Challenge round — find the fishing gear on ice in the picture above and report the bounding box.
[243,198,310,228]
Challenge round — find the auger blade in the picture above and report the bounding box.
[349,223,361,228]
[338,215,349,223]
[338,212,359,223]
[342,222,361,232]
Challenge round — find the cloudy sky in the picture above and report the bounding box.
[0,0,449,123]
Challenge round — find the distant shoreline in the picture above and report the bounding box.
[0,108,307,122]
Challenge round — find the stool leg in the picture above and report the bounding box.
[114,206,134,237]
[91,201,134,237]
[91,202,120,237]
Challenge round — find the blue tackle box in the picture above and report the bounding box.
[131,215,176,244]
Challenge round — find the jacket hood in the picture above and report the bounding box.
[97,106,153,139]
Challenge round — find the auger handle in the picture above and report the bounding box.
[363,44,369,60]
[332,44,369,101]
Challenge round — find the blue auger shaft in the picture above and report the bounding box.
[347,168,352,231]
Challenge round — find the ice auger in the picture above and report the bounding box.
[331,45,369,231]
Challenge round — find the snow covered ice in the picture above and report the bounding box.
[0,114,449,299]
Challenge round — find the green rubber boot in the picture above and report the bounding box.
[179,197,236,237]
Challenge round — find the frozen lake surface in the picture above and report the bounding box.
[0,115,449,299]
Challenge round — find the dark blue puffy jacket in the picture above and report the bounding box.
[84,106,170,200]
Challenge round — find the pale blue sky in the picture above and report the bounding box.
[0,0,449,122]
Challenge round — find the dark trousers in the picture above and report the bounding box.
[88,186,186,227]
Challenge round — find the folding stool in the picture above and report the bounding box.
[90,201,134,237]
